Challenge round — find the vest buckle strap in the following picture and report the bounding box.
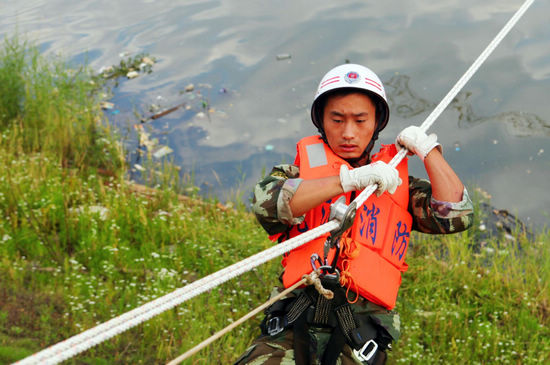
[353,339,378,362]
[266,316,287,336]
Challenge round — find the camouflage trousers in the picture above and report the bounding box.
[234,327,366,365]
[234,288,401,365]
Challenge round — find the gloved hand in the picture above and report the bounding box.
[396,126,442,161]
[339,162,402,196]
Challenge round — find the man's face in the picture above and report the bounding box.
[322,92,377,161]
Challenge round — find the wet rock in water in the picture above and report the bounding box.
[472,202,534,252]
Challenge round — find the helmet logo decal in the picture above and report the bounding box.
[344,71,360,84]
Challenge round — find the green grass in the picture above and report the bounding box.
[0,36,548,364]
[393,229,549,364]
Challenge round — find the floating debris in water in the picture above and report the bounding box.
[134,124,158,151]
[453,141,461,151]
[537,148,544,156]
[98,65,113,75]
[100,101,114,110]
[152,146,174,159]
[126,70,139,79]
[184,84,195,92]
[141,56,155,66]
[265,144,274,151]
[98,53,155,80]
[492,139,498,145]
[276,53,291,61]
[141,102,187,122]
[134,164,145,172]
[219,87,227,94]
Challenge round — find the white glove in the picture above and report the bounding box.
[396,126,442,161]
[339,162,402,196]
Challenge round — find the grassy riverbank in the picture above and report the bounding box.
[1,38,548,364]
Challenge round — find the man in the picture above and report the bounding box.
[236,64,473,364]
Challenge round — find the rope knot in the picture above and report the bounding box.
[302,270,334,300]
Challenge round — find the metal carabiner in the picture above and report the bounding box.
[310,253,340,284]
[310,253,324,272]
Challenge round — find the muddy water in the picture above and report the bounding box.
[2,0,549,229]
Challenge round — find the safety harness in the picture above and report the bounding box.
[260,277,392,365]
[260,200,392,365]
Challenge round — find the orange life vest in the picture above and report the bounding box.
[277,135,412,310]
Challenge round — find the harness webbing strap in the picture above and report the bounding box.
[313,294,333,326]
[286,292,311,325]
[335,304,357,344]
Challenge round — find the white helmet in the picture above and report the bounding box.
[310,63,390,134]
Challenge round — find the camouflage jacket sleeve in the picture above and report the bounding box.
[253,167,474,236]
[408,175,474,234]
[252,164,305,235]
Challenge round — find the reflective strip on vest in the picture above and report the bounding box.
[306,143,328,168]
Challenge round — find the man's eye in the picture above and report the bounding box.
[332,119,343,123]
[357,120,366,123]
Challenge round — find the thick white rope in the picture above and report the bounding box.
[14,1,534,363]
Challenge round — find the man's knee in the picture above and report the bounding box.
[234,332,295,365]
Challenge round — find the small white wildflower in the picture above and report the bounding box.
[88,205,109,220]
